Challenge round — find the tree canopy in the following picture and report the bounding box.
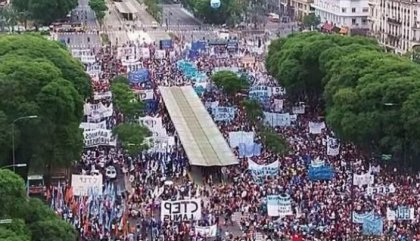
[110,76,151,155]
[89,0,107,24]
[266,32,420,167]
[211,70,249,96]
[180,0,244,25]
[12,0,78,25]
[0,35,91,170]
[0,169,77,241]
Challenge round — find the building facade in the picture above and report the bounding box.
[268,0,314,21]
[368,0,420,54]
[311,0,370,29]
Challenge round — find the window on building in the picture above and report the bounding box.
[362,19,367,24]
[352,8,356,13]
[352,18,356,24]
[363,7,368,12]
[342,8,346,13]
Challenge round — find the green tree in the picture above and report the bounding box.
[89,0,107,24]
[113,123,151,155]
[12,0,78,25]
[302,13,320,28]
[259,127,289,155]
[144,0,162,22]
[0,169,77,241]
[211,70,249,96]
[0,35,90,169]
[111,82,145,121]
[241,99,263,123]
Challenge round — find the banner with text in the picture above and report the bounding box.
[160,199,202,221]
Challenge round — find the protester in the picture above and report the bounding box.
[47,35,420,241]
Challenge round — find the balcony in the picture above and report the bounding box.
[367,0,377,5]
[412,23,420,30]
[387,32,402,39]
[387,17,402,25]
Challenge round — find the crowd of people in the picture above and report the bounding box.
[46,30,420,241]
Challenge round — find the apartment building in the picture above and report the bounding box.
[268,0,314,21]
[311,0,370,30]
[368,0,420,54]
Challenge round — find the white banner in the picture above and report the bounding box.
[71,174,103,196]
[309,122,325,134]
[271,87,286,96]
[84,129,116,147]
[292,105,305,114]
[195,225,217,237]
[85,103,113,121]
[366,184,396,196]
[141,47,150,59]
[80,55,96,64]
[273,99,283,112]
[353,173,374,187]
[137,89,154,100]
[117,46,136,59]
[139,116,167,138]
[387,207,415,221]
[267,194,293,217]
[327,136,340,156]
[155,50,165,59]
[71,49,92,58]
[79,120,107,131]
[94,91,112,100]
[160,199,202,221]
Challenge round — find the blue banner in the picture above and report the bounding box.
[227,40,239,51]
[249,86,270,103]
[191,40,207,51]
[264,112,291,127]
[194,86,205,96]
[248,160,279,178]
[352,211,375,224]
[238,143,262,158]
[145,99,158,113]
[177,60,206,82]
[363,217,383,236]
[212,107,235,121]
[308,165,334,181]
[160,39,173,49]
[128,69,149,84]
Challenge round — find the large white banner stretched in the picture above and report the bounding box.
[79,120,107,131]
[160,198,202,221]
[84,129,116,147]
[267,194,293,217]
[71,174,103,196]
[326,136,340,156]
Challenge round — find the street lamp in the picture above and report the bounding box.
[1,163,27,169]
[12,115,38,172]
[0,219,12,224]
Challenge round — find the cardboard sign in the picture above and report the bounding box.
[71,174,103,196]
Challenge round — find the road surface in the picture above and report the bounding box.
[161,4,202,27]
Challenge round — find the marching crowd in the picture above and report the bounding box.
[46,33,420,241]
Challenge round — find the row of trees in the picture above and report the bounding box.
[180,0,244,25]
[0,34,91,171]
[266,32,420,166]
[89,0,108,24]
[0,169,77,241]
[144,0,162,22]
[12,0,78,26]
[110,76,151,155]
[211,71,289,155]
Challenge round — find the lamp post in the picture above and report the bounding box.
[1,163,27,169]
[12,115,38,172]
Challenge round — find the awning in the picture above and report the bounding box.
[339,27,349,34]
[322,22,333,31]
